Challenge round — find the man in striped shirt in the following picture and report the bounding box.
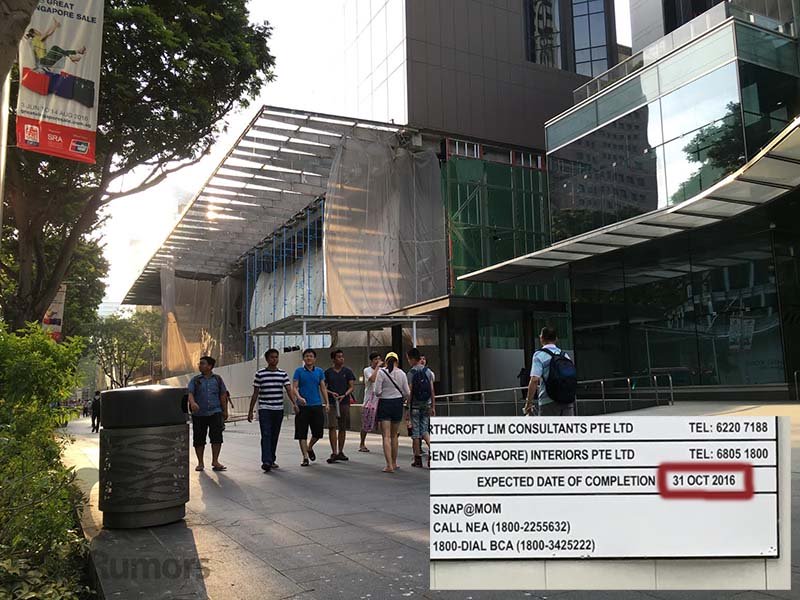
[248,349,297,472]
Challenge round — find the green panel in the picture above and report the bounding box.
[657,24,735,97]
[735,23,799,76]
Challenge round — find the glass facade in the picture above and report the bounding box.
[573,0,609,75]
[570,201,790,386]
[546,21,800,241]
[525,0,562,68]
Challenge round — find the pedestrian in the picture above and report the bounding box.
[82,398,89,418]
[292,349,329,467]
[187,356,230,472]
[323,349,356,463]
[359,352,382,452]
[374,352,410,473]
[90,391,101,433]
[524,327,578,417]
[420,355,435,384]
[406,348,435,468]
[248,349,296,472]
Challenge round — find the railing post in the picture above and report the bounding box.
[600,380,606,414]
[652,375,659,406]
[795,370,799,403]
[668,374,675,406]
[627,377,633,411]
[481,392,486,417]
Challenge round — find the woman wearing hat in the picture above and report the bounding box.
[373,352,410,473]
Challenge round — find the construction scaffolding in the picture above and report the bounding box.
[245,199,327,358]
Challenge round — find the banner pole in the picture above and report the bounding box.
[0,72,10,234]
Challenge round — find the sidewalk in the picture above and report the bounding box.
[62,402,799,599]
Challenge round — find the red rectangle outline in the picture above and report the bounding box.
[657,462,754,500]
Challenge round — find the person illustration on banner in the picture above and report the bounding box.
[26,19,87,72]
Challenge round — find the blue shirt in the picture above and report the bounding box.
[188,373,227,416]
[530,344,568,406]
[293,366,325,406]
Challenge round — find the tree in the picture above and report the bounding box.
[2,1,275,329]
[1,230,109,337]
[0,0,39,80]
[89,310,160,388]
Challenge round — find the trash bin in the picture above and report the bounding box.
[99,385,189,528]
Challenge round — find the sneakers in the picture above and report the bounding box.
[261,463,272,472]
[411,455,423,468]
[326,453,338,464]
[336,452,349,461]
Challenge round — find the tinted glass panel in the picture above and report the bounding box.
[739,61,800,158]
[549,103,666,240]
[660,61,740,143]
[596,68,659,124]
[735,23,799,75]
[589,12,607,45]
[657,24,735,95]
[574,15,590,49]
[547,101,598,150]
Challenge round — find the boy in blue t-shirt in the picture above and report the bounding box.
[292,349,329,467]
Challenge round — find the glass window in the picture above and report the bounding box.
[691,226,784,385]
[574,15,590,50]
[592,46,606,60]
[660,62,740,143]
[739,61,800,158]
[573,2,588,16]
[576,49,591,62]
[735,23,799,75]
[663,111,744,206]
[546,101,598,150]
[589,12,607,46]
[657,24,735,96]
[576,61,592,76]
[525,0,562,68]
[588,0,604,13]
[591,59,608,76]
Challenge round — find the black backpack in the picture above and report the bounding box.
[539,348,577,404]
[411,367,432,407]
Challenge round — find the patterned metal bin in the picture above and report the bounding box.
[99,386,189,528]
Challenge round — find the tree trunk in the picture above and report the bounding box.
[0,0,39,79]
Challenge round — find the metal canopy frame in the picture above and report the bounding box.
[123,106,404,305]
[250,315,433,352]
[460,115,800,285]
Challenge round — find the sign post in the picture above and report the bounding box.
[430,416,789,590]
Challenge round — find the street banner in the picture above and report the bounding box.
[42,284,67,342]
[15,0,104,163]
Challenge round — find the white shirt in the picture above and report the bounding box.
[364,366,376,396]
[374,367,410,400]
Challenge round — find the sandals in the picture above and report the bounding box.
[212,465,227,471]
[336,453,349,461]
[326,454,338,464]
[382,466,395,473]
[358,447,370,453]
[301,458,310,467]
[195,465,204,471]
[308,448,316,461]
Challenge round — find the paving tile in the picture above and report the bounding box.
[270,509,347,532]
[264,543,346,571]
[216,518,312,552]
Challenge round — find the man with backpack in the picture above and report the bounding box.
[187,356,230,471]
[526,327,577,416]
[406,348,435,467]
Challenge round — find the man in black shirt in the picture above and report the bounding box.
[324,349,355,463]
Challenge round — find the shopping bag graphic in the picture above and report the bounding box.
[51,72,76,99]
[73,77,95,108]
[21,67,50,95]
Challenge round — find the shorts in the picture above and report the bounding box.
[539,402,576,416]
[192,413,224,447]
[326,400,351,432]
[376,397,404,423]
[410,406,431,439]
[295,405,324,440]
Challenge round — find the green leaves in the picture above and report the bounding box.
[0,323,90,599]
[87,310,161,388]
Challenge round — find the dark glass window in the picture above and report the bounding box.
[525,0,562,68]
[739,62,800,158]
[573,0,608,77]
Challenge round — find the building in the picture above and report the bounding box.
[123,1,619,398]
[630,0,795,50]
[461,0,800,401]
